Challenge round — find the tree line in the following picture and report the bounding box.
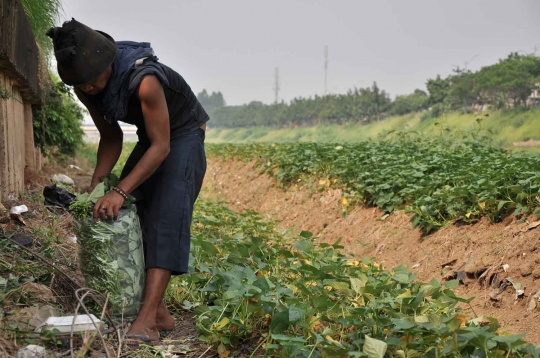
[199,52,540,128]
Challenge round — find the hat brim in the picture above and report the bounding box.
[96,30,115,45]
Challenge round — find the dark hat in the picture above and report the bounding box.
[46,19,117,86]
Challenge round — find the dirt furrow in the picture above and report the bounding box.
[203,158,540,344]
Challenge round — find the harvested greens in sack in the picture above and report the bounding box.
[70,179,145,318]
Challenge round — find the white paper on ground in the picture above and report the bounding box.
[10,205,28,215]
[34,314,103,333]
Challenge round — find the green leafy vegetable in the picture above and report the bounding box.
[71,175,144,318]
[69,174,135,221]
[74,208,145,318]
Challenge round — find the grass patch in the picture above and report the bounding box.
[206,107,540,146]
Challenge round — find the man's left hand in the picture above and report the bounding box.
[94,191,125,222]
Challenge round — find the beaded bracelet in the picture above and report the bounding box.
[112,186,128,200]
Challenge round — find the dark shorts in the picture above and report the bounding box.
[120,128,206,275]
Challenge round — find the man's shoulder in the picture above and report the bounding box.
[116,41,152,48]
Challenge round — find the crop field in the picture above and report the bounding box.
[167,198,540,357]
[70,135,540,356]
[206,134,540,233]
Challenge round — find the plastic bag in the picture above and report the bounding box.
[74,206,145,318]
[43,184,76,213]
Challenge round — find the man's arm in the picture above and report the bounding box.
[93,75,170,221]
[115,75,170,195]
[75,88,123,192]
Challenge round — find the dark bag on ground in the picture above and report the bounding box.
[43,185,76,213]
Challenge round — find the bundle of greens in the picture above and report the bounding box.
[70,176,145,319]
[69,175,135,221]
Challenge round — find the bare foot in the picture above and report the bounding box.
[156,300,175,331]
[126,318,159,343]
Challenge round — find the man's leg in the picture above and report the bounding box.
[156,299,175,331]
[127,268,171,341]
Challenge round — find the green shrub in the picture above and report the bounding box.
[33,81,85,156]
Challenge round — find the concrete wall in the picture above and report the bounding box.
[0,0,42,103]
[0,74,26,197]
[0,0,46,201]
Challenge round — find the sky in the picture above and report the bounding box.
[61,0,540,107]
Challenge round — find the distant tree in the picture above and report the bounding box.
[197,89,226,111]
[426,75,451,105]
[369,82,392,121]
[247,101,264,109]
[475,53,540,108]
[391,89,429,116]
[446,68,478,113]
[197,89,209,105]
[209,91,226,108]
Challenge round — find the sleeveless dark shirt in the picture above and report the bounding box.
[123,63,209,144]
[87,63,209,144]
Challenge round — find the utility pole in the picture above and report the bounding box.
[324,45,328,95]
[273,67,280,104]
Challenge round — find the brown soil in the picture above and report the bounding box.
[204,158,540,345]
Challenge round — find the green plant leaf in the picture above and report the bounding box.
[391,318,415,330]
[270,310,289,334]
[294,239,314,253]
[271,334,306,343]
[200,241,219,255]
[363,335,387,358]
[288,307,303,323]
[88,182,105,203]
[419,284,439,298]
[350,277,366,294]
[328,281,349,291]
[254,276,275,291]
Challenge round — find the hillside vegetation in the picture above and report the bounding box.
[206,107,540,146]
